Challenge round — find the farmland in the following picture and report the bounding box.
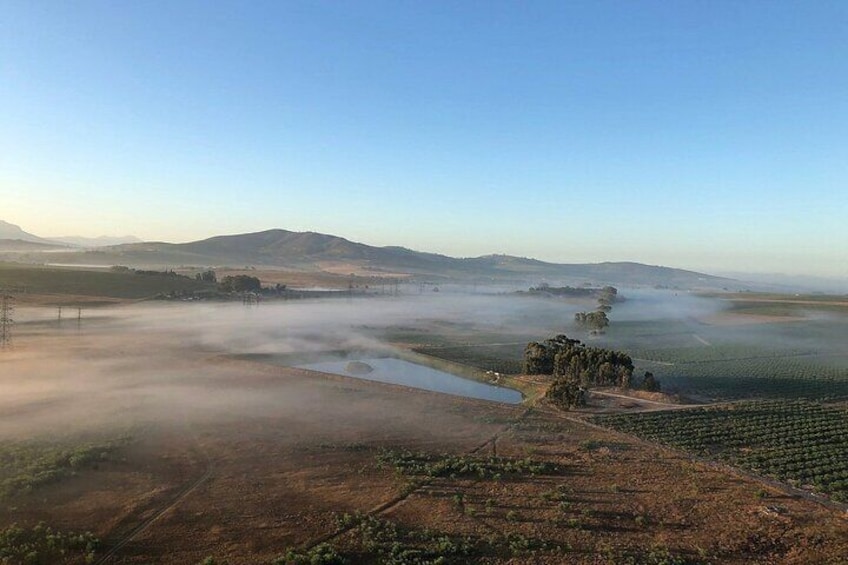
[2,285,848,563]
[412,343,527,375]
[593,400,848,502]
[0,263,213,302]
[625,346,848,401]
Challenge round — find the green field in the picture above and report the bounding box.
[412,343,527,375]
[593,401,848,502]
[0,263,213,299]
[621,343,848,400]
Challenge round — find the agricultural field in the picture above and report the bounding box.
[624,345,848,401]
[593,401,848,502]
[0,263,213,302]
[412,343,527,375]
[706,292,848,317]
[3,288,848,563]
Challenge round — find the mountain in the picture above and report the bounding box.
[51,235,143,247]
[0,220,739,289]
[51,228,738,289]
[0,220,57,245]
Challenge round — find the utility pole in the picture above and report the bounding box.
[0,293,13,348]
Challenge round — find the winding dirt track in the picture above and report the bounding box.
[94,463,215,564]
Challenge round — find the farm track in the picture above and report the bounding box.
[93,463,215,564]
[692,334,712,346]
[94,423,214,565]
[299,391,848,556]
[587,390,702,410]
[632,358,675,366]
[298,406,536,552]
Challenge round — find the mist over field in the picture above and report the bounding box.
[1,292,579,438]
[6,288,845,440]
[3,282,848,563]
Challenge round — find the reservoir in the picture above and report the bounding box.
[296,357,523,404]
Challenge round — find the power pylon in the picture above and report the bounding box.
[0,293,13,348]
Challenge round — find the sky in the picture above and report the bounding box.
[1,1,846,277]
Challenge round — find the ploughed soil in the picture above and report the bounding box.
[2,321,847,564]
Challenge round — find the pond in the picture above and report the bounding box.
[296,357,523,404]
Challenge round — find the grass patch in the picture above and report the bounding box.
[0,522,99,564]
[0,263,213,299]
[376,449,559,480]
[0,439,126,499]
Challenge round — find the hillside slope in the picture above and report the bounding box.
[35,229,735,289]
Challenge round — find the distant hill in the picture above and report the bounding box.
[42,228,737,289]
[0,220,57,245]
[0,239,70,252]
[51,235,143,247]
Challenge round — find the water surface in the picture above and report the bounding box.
[297,357,522,404]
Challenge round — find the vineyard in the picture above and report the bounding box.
[412,343,526,375]
[593,401,848,502]
[630,349,848,401]
[627,344,816,364]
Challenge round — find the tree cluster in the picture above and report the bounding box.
[574,286,618,333]
[527,283,596,297]
[523,334,636,409]
[195,270,217,283]
[134,269,188,278]
[573,311,609,332]
[218,275,262,293]
[595,286,618,312]
[524,334,634,386]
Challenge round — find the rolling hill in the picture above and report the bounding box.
[31,228,737,289]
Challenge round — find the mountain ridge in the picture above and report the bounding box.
[0,222,739,289]
[92,228,736,288]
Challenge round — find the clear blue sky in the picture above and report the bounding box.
[1,1,846,277]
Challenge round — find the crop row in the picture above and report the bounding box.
[413,344,526,375]
[627,345,815,364]
[640,356,848,401]
[593,400,848,501]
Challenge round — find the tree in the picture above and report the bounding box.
[196,270,217,283]
[523,342,554,374]
[574,310,609,332]
[546,377,585,409]
[641,371,661,392]
[218,275,261,293]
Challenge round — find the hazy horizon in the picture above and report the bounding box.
[2,1,846,278]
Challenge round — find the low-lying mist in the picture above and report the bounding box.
[4,288,844,442]
[1,292,583,440]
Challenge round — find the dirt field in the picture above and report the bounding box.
[2,307,848,564]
